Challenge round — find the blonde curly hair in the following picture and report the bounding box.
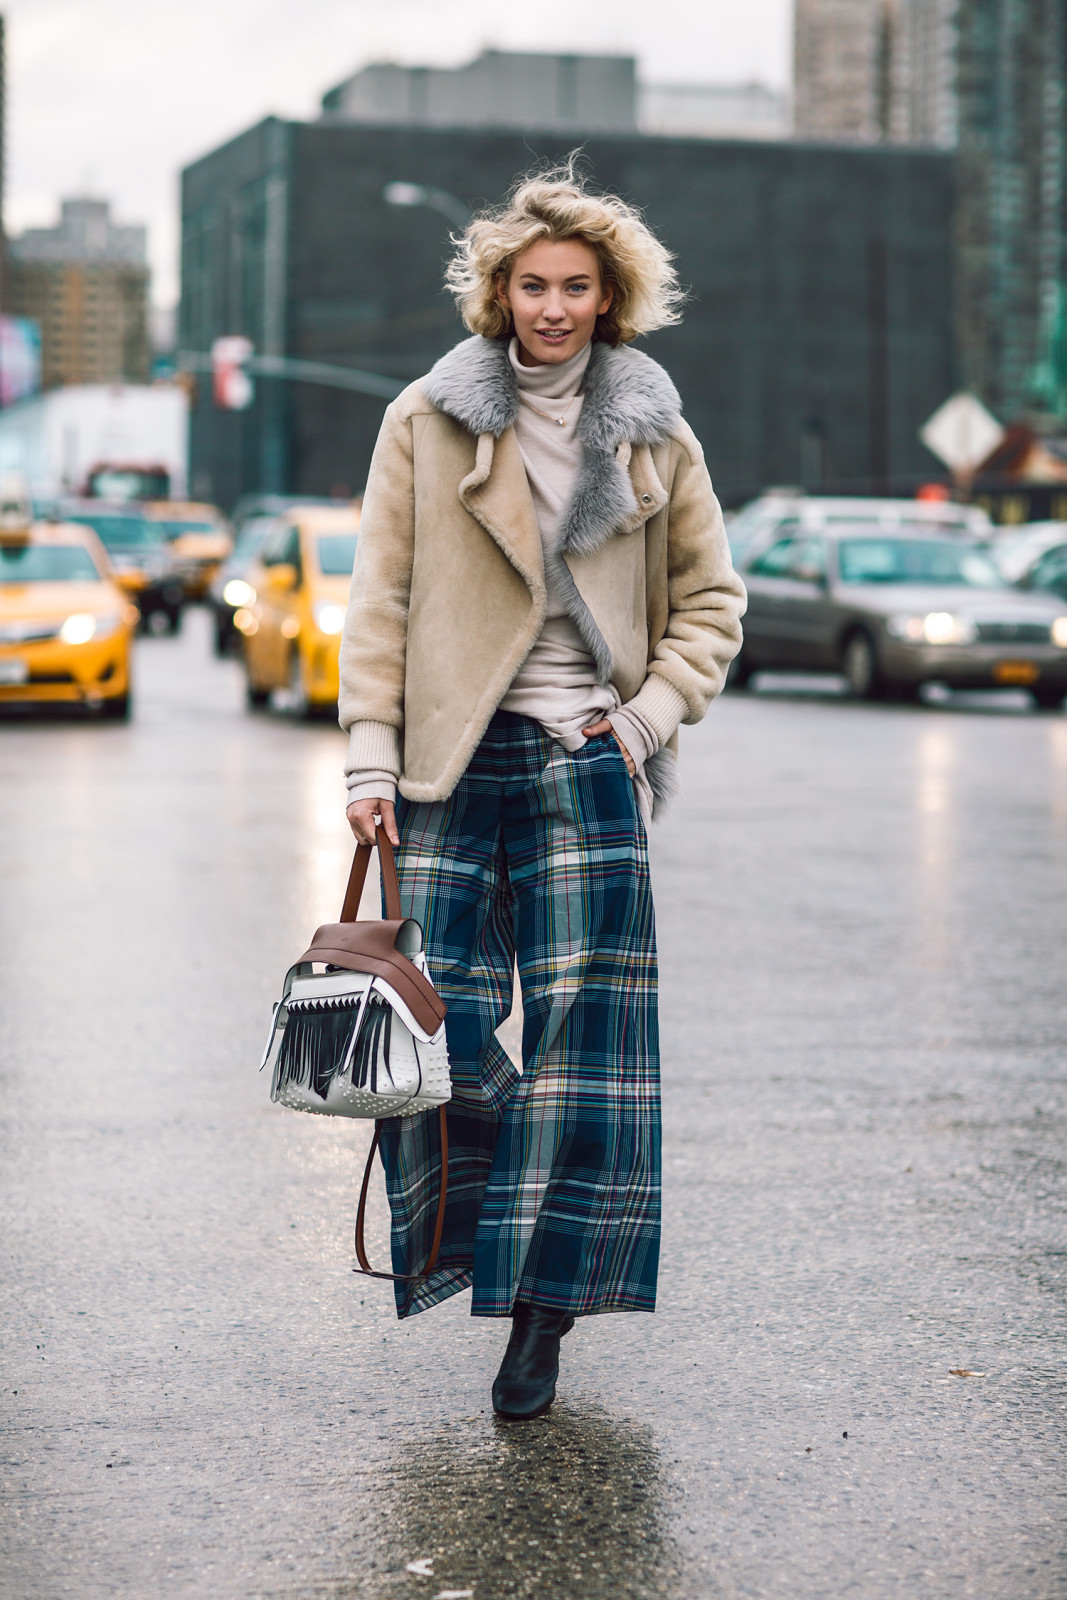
[445,161,684,346]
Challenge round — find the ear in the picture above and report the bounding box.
[598,283,614,316]
[495,272,511,309]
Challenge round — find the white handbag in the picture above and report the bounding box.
[262,830,450,1281]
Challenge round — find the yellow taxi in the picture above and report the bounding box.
[143,501,233,599]
[237,503,359,715]
[0,500,138,718]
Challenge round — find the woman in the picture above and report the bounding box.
[339,166,745,1419]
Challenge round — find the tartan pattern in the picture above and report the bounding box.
[378,711,660,1319]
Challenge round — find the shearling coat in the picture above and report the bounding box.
[338,335,746,814]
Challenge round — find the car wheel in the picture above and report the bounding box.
[167,609,182,635]
[99,692,131,721]
[246,680,270,709]
[1032,686,1065,711]
[841,631,884,700]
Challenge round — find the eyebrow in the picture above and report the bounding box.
[517,272,594,284]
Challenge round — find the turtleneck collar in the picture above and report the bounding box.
[508,336,593,402]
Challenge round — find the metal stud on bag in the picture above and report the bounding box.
[262,827,450,1283]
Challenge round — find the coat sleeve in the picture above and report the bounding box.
[337,399,417,776]
[646,423,747,723]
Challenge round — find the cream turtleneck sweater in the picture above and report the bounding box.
[345,336,688,821]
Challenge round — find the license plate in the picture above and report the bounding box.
[0,657,29,684]
[993,660,1040,685]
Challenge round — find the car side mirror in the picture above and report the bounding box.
[266,562,297,591]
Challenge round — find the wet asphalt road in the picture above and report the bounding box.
[1,609,1065,1600]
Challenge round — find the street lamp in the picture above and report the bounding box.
[383,181,471,230]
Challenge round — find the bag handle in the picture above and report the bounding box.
[341,825,402,922]
[342,826,450,1284]
[353,1104,449,1283]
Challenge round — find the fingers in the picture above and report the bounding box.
[582,719,636,775]
[346,798,401,848]
[346,801,380,846]
[379,799,400,847]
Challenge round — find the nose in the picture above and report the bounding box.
[542,292,567,323]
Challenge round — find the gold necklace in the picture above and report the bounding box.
[519,391,579,428]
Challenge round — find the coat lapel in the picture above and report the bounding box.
[459,429,546,605]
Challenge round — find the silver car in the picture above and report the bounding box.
[734,525,1067,707]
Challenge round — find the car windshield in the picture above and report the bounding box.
[837,538,1001,587]
[317,534,358,575]
[154,520,217,538]
[65,514,163,549]
[0,544,101,582]
[231,518,276,560]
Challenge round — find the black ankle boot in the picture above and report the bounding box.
[492,1303,576,1419]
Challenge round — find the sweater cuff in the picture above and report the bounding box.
[346,772,398,808]
[622,674,691,747]
[344,720,401,782]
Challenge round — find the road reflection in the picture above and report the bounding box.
[376,1401,679,1600]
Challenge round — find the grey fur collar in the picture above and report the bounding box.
[422,335,680,453]
[423,336,681,569]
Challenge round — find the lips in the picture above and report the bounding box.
[535,329,572,342]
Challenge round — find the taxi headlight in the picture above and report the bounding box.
[59,612,97,644]
[223,578,256,608]
[314,602,347,636]
[889,611,975,645]
[1052,616,1067,648]
[59,611,121,644]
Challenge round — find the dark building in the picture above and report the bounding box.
[180,117,955,508]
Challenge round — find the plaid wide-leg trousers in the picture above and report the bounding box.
[378,711,661,1320]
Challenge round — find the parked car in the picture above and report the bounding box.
[207,513,282,655]
[59,501,184,633]
[727,492,991,566]
[987,521,1067,584]
[142,501,232,600]
[0,505,137,718]
[1020,541,1067,602]
[238,503,360,715]
[733,524,1067,708]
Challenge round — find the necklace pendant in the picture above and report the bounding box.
[556,417,566,427]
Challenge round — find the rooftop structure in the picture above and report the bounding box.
[321,51,638,134]
[9,198,147,267]
[322,50,789,143]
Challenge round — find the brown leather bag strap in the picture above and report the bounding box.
[340,826,403,923]
[353,1104,449,1282]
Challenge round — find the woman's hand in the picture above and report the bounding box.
[582,719,636,777]
[346,798,400,847]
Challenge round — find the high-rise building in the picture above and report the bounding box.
[794,0,957,147]
[955,0,1067,421]
[6,198,149,389]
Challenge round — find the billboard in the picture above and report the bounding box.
[0,317,42,407]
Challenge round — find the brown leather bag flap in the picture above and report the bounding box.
[297,918,446,1035]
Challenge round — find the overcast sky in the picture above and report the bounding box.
[3,0,792,309]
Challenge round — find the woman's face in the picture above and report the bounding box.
[498,237,612,366]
